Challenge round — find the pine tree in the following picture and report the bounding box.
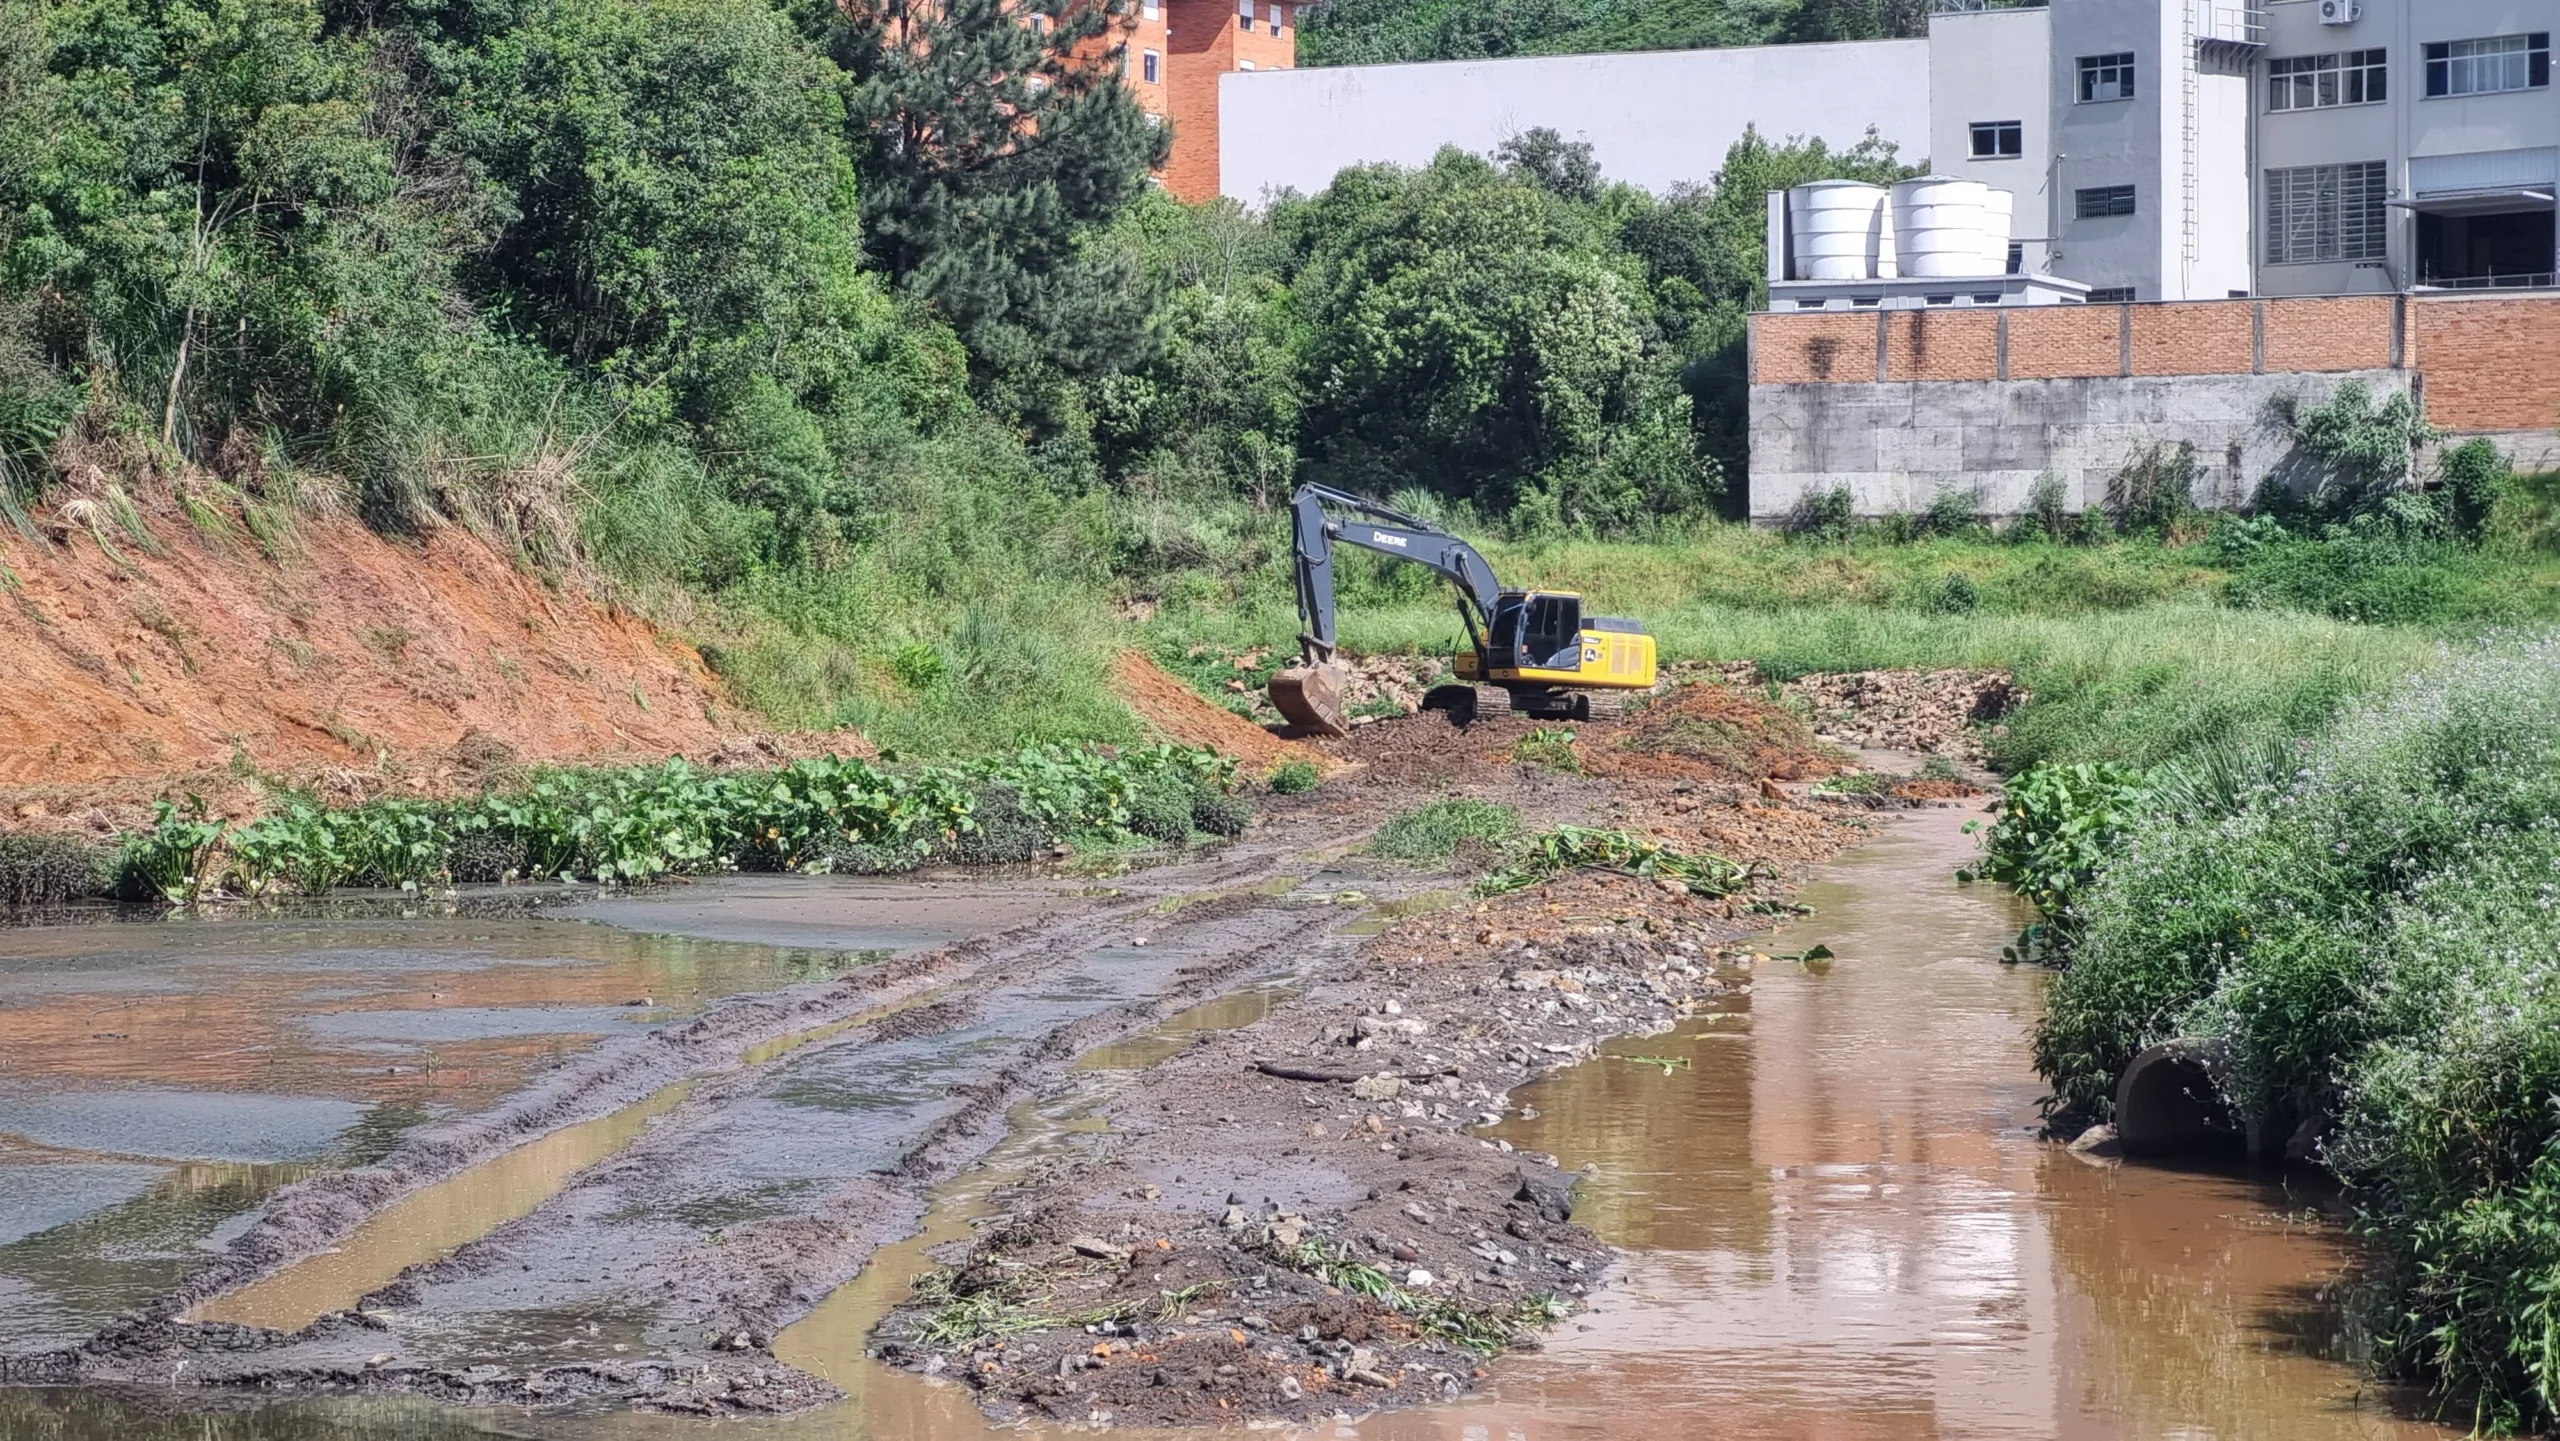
[820,0,1170,378]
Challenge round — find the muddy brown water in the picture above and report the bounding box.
[0,876,1064,1351]
[0,813,2460,1439]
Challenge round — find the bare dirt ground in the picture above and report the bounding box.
[0,501,857,837]
[0,674,1996,1428]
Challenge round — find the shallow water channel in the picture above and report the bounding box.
[0,877,1065,1352]
[3,812,2458,1439]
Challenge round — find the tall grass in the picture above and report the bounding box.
[2030,636,2560,1431]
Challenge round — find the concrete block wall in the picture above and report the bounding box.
[1747,371,2407,522]
[1748,292,2560,519]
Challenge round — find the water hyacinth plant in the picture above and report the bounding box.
[79,745,1247,905]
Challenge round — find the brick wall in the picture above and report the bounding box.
[1752,293,2560,439]
[1886,311,1999,382]
[2412,296,2560,435]
[1753,312,1881,384]
[2005,305,2123,380]
[1161,0,1296,202]
[2132,303,2252,377]
[1749,291,2560,521]
[2262,296,2394,373]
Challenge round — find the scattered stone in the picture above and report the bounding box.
[1350,1075,1403,1102]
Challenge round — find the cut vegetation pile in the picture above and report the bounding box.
[1596,681,1845,783]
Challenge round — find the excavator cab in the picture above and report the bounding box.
[1455,590,1654,701]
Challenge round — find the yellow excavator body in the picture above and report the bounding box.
[1454,621,1656,690]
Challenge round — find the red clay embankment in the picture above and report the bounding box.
[0,512,747,817]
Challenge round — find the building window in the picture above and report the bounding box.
[1142,0,1158,17]
[1238,0,1253,31]
[1969,120,2023,159]
[2085,286,2137,303]
[1142,48,1159,83]
[2078,52,2135,102]
[1270,2,1285,35]
[2425,34,2551,97]
[2075,184,2137,219]
[2269,49,2387,110]
[2265,161,2389,264]
[1238,59,1255,70]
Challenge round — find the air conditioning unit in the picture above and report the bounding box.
[2317,0,2360,25]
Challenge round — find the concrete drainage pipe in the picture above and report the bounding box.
[2113,1038,2250,1161]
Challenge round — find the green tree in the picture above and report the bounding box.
[1282,148,1713,530]
[816,0,1169,382]
[1096,192,1304,508]
[0,0,456,462]
[446,0,874,407]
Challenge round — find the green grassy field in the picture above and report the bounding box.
[1141,521,2527,770]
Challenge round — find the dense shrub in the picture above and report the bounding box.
[0,833,115,906]
[1268,759,1323,795]
[2224,531,2506,626]
[2028,636,2560,1427]
[1959,761,2145,931]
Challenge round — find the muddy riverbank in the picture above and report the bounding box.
[0,790,2459,1441]
[4,701,1875,1422]
[0,686,2450,1440]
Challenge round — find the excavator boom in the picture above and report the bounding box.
[1269,485,1501,736]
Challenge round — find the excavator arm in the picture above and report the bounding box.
[1271,484,1503,736]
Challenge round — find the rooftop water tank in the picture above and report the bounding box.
[1979,188,2016,276]
[1892,176,1997,279]
[1787,182,1890,282]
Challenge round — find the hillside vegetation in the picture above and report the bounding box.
[1298,0,1925,67]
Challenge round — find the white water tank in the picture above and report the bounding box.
[1787,181,1891,281]
[1979,188,2016,275]
[1891,176,1997,279]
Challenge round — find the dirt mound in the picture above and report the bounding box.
[0,510,821,830]
[1659,663,2024,762]
[1178,645,1451,729]
[1785,669,2024,760]
[1111,652,1329,772]
[1595,682,1847,784]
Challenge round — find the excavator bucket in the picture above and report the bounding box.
[1268,661,1350,738]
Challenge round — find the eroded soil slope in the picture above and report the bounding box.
[0,514,761,822]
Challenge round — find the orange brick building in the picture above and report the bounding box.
[1116,0,1296,202]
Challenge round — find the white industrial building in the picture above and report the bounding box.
[1222,0,2559,300]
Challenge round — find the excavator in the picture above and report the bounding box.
[1266,483,1657,737]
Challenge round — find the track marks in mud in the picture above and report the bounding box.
[40,822,1405,1413]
